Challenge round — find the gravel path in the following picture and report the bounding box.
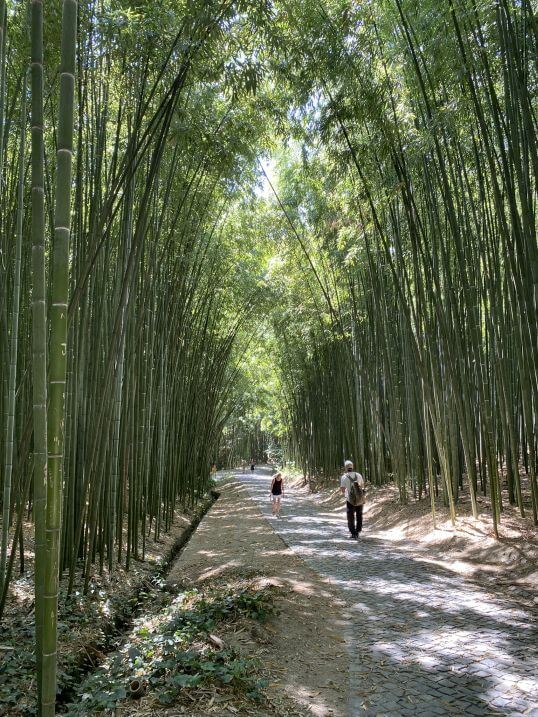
[235,468,537,717]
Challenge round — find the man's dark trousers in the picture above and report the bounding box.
[346,502,363,536]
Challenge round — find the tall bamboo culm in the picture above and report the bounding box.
[30,0,47,709]
[42,1,77,714]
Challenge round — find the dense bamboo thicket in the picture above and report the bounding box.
[0,2,269,582]
[0,1,273,712]
[217,336,283,467]
[0,0,536,713]
[268,0,537,535]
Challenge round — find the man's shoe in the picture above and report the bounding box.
[348,534,357,539]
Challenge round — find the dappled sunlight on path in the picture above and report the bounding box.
[235,468,538,717]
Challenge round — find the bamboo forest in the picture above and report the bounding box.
[0,0,536,716]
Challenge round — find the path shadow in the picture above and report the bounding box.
[240,470,538,717]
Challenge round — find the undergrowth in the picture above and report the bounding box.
[0,496,216,717]
[62,584,277,715]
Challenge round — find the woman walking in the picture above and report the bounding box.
[270,472,284,518]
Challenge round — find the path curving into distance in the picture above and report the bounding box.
[233,467,537,717]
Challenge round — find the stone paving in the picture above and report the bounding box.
[235,469,538,717]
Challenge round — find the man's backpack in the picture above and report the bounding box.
[347,472,365,506]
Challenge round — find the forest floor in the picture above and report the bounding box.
[0,498,213,717]
[1,479,349,717]
[1,470,536,716]
[87,467,535,716]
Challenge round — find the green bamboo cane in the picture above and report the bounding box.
[30,0,47,705]
[42,0,77,713]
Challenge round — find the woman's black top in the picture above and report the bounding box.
[271,478,282,495]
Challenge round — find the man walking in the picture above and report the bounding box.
[340,460,365,539]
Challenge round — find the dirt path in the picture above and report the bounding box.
[166,472,349,717]
[234,468,537,717]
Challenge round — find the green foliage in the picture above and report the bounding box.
[63,585,275,715]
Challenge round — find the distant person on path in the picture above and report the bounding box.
[270,472,284,517]
[340,460,365,539]
[250,460,255,472]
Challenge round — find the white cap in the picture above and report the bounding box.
[344,459,353,468]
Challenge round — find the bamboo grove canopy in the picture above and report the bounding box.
[0,0,536,714]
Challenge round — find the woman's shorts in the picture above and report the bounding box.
[271,494,282,502]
